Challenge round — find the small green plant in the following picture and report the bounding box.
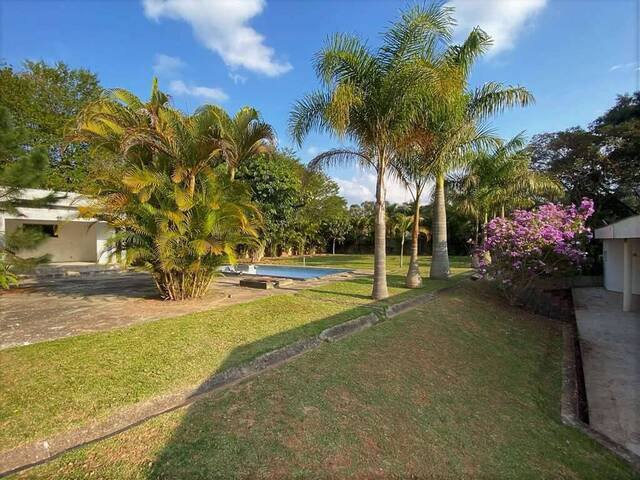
[0,254,18,289]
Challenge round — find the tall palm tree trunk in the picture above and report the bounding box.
[429,173,450,279]
[406,196,422,288]
[474,215,480,246]
[373,169,389,299]
[400,235,405,267]
[482,211,488,242]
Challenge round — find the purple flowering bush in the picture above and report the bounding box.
[477,199,595,293]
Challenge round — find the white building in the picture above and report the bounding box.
[0,188,114,264]
[595,215,640,311]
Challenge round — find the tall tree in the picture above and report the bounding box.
[0,107,53,288]
[531,92,640,225]
[0,61,102,191]
[289,4,455,299]
[593,92,640,205]
[393,24,532,284]
[237,150,302,257]
[422,59,533,279]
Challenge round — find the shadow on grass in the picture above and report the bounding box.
[145,274,452,479]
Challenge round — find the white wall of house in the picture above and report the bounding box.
[4,219,103,263]
[0,188,115,264]
[95,222,114,264]
[603,238,640,295]
[596,215,640,311]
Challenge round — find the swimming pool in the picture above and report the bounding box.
[220,264,352,280]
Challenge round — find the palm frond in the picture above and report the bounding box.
[468,82,535,120]
[308,148,374,171]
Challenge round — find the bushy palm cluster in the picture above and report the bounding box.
[70,80,269,299]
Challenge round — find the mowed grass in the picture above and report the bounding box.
[13,283,637,479]
[264,253,471,274]
[0,255,466,452]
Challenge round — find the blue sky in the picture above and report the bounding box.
[1,0,637,204]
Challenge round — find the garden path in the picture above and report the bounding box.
[573,287,640,457]
[0,271,356,350]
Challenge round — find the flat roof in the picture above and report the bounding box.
[0,187,89,208]
[595,214,640,239]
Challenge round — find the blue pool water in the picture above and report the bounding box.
[222,264,351,280]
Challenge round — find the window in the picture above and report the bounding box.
[22,223,58,238]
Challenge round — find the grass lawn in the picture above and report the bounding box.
[12,283,636,479]
[264,253,471,274]
[0,255,465,453]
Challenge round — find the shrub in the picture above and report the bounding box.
[477,199,594,293]
[70,80,262,300]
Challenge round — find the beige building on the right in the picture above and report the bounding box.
[595,214,640,312]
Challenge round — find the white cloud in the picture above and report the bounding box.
[153,53,185,76]
[610,62,636,72]
[142,0,292,77]
[229,72,248,84]
[448,0,547,56]
[333,171,417,206]
[169,79,228,102]
[306,145,320,158]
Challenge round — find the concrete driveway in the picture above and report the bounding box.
[0,271,347,350]
[573,287,640,457]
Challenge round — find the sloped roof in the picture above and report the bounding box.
[595,214,640,239]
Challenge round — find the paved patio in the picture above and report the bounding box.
[0,271,355,350]
[572,287,640,456]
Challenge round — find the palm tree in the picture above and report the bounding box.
[453,133,563,244]
[392,26,527,285]
[289,4,455,299]
[69,80,261,300]
[420,37,534,279]
[392,212,413,267]
[205,106,276,180]
[394,150,434,287]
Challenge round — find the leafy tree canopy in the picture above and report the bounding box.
[0,106,53,287]
[0,60,102,191]
[530,92,640,224]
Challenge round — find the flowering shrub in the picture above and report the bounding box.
[477,199,595,291]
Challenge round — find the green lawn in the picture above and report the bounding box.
[13,283,636,479]
[264,253,471,274]
[0,255,465,453]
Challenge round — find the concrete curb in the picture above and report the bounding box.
[561,322,640,472]
[0,288,444,477]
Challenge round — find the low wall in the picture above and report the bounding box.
[515,276,603,321]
